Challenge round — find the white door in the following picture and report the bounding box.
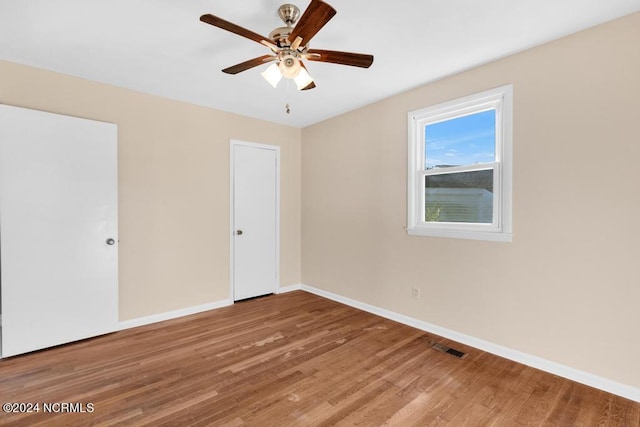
[0,104,118,358]
[231,141,279,301]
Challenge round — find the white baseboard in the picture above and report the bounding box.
[119,299,233,330]
[277,284,302,294]
[300,284,640,403]
[116,284,304,331]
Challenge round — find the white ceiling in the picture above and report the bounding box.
[1,1,639,128]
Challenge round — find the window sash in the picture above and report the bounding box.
[418,164,501,230]
[407,84,513,242]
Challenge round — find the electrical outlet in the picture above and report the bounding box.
[411,287,420,300]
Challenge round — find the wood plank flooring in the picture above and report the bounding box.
[1,291,638,426]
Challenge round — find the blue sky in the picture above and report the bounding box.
[425,110,495,169]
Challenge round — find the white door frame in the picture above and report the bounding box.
[229,139,280,301]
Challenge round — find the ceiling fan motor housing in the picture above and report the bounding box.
[269,27,293,47]
[271,4,300,47]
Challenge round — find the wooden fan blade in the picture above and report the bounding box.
[222,55,275,75]
[306,49,374,68]
[288,0,336,45]
[301,81,316,90]
[200,14,271,46]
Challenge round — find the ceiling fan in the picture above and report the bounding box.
[200,0,374,91]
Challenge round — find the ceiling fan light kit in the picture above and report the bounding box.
[200,0,374,93]
[293,67,314,90]
[278,52,301,79]
[261,63,282,88]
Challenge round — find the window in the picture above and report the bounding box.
[407,85,513,242]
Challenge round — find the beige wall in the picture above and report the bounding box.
[302,12,640,389]
[0,60,301,320]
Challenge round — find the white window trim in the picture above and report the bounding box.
[407,85,513,242]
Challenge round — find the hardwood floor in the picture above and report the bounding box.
[1,291,638,426]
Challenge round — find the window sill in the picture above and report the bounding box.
[406,227,512,242]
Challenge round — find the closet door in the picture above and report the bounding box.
[231,142,279,301]
[0,105,118,357]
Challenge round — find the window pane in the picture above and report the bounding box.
[425,110,495,170]
[425,170,493,223]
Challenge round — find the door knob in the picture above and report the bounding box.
[106,238,116,245]
[236,230,243,236]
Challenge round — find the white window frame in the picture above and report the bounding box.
[407,85,513,242]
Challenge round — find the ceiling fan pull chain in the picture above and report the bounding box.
[285,79,292,114]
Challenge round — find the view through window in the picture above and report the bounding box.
[424,109,496,224]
